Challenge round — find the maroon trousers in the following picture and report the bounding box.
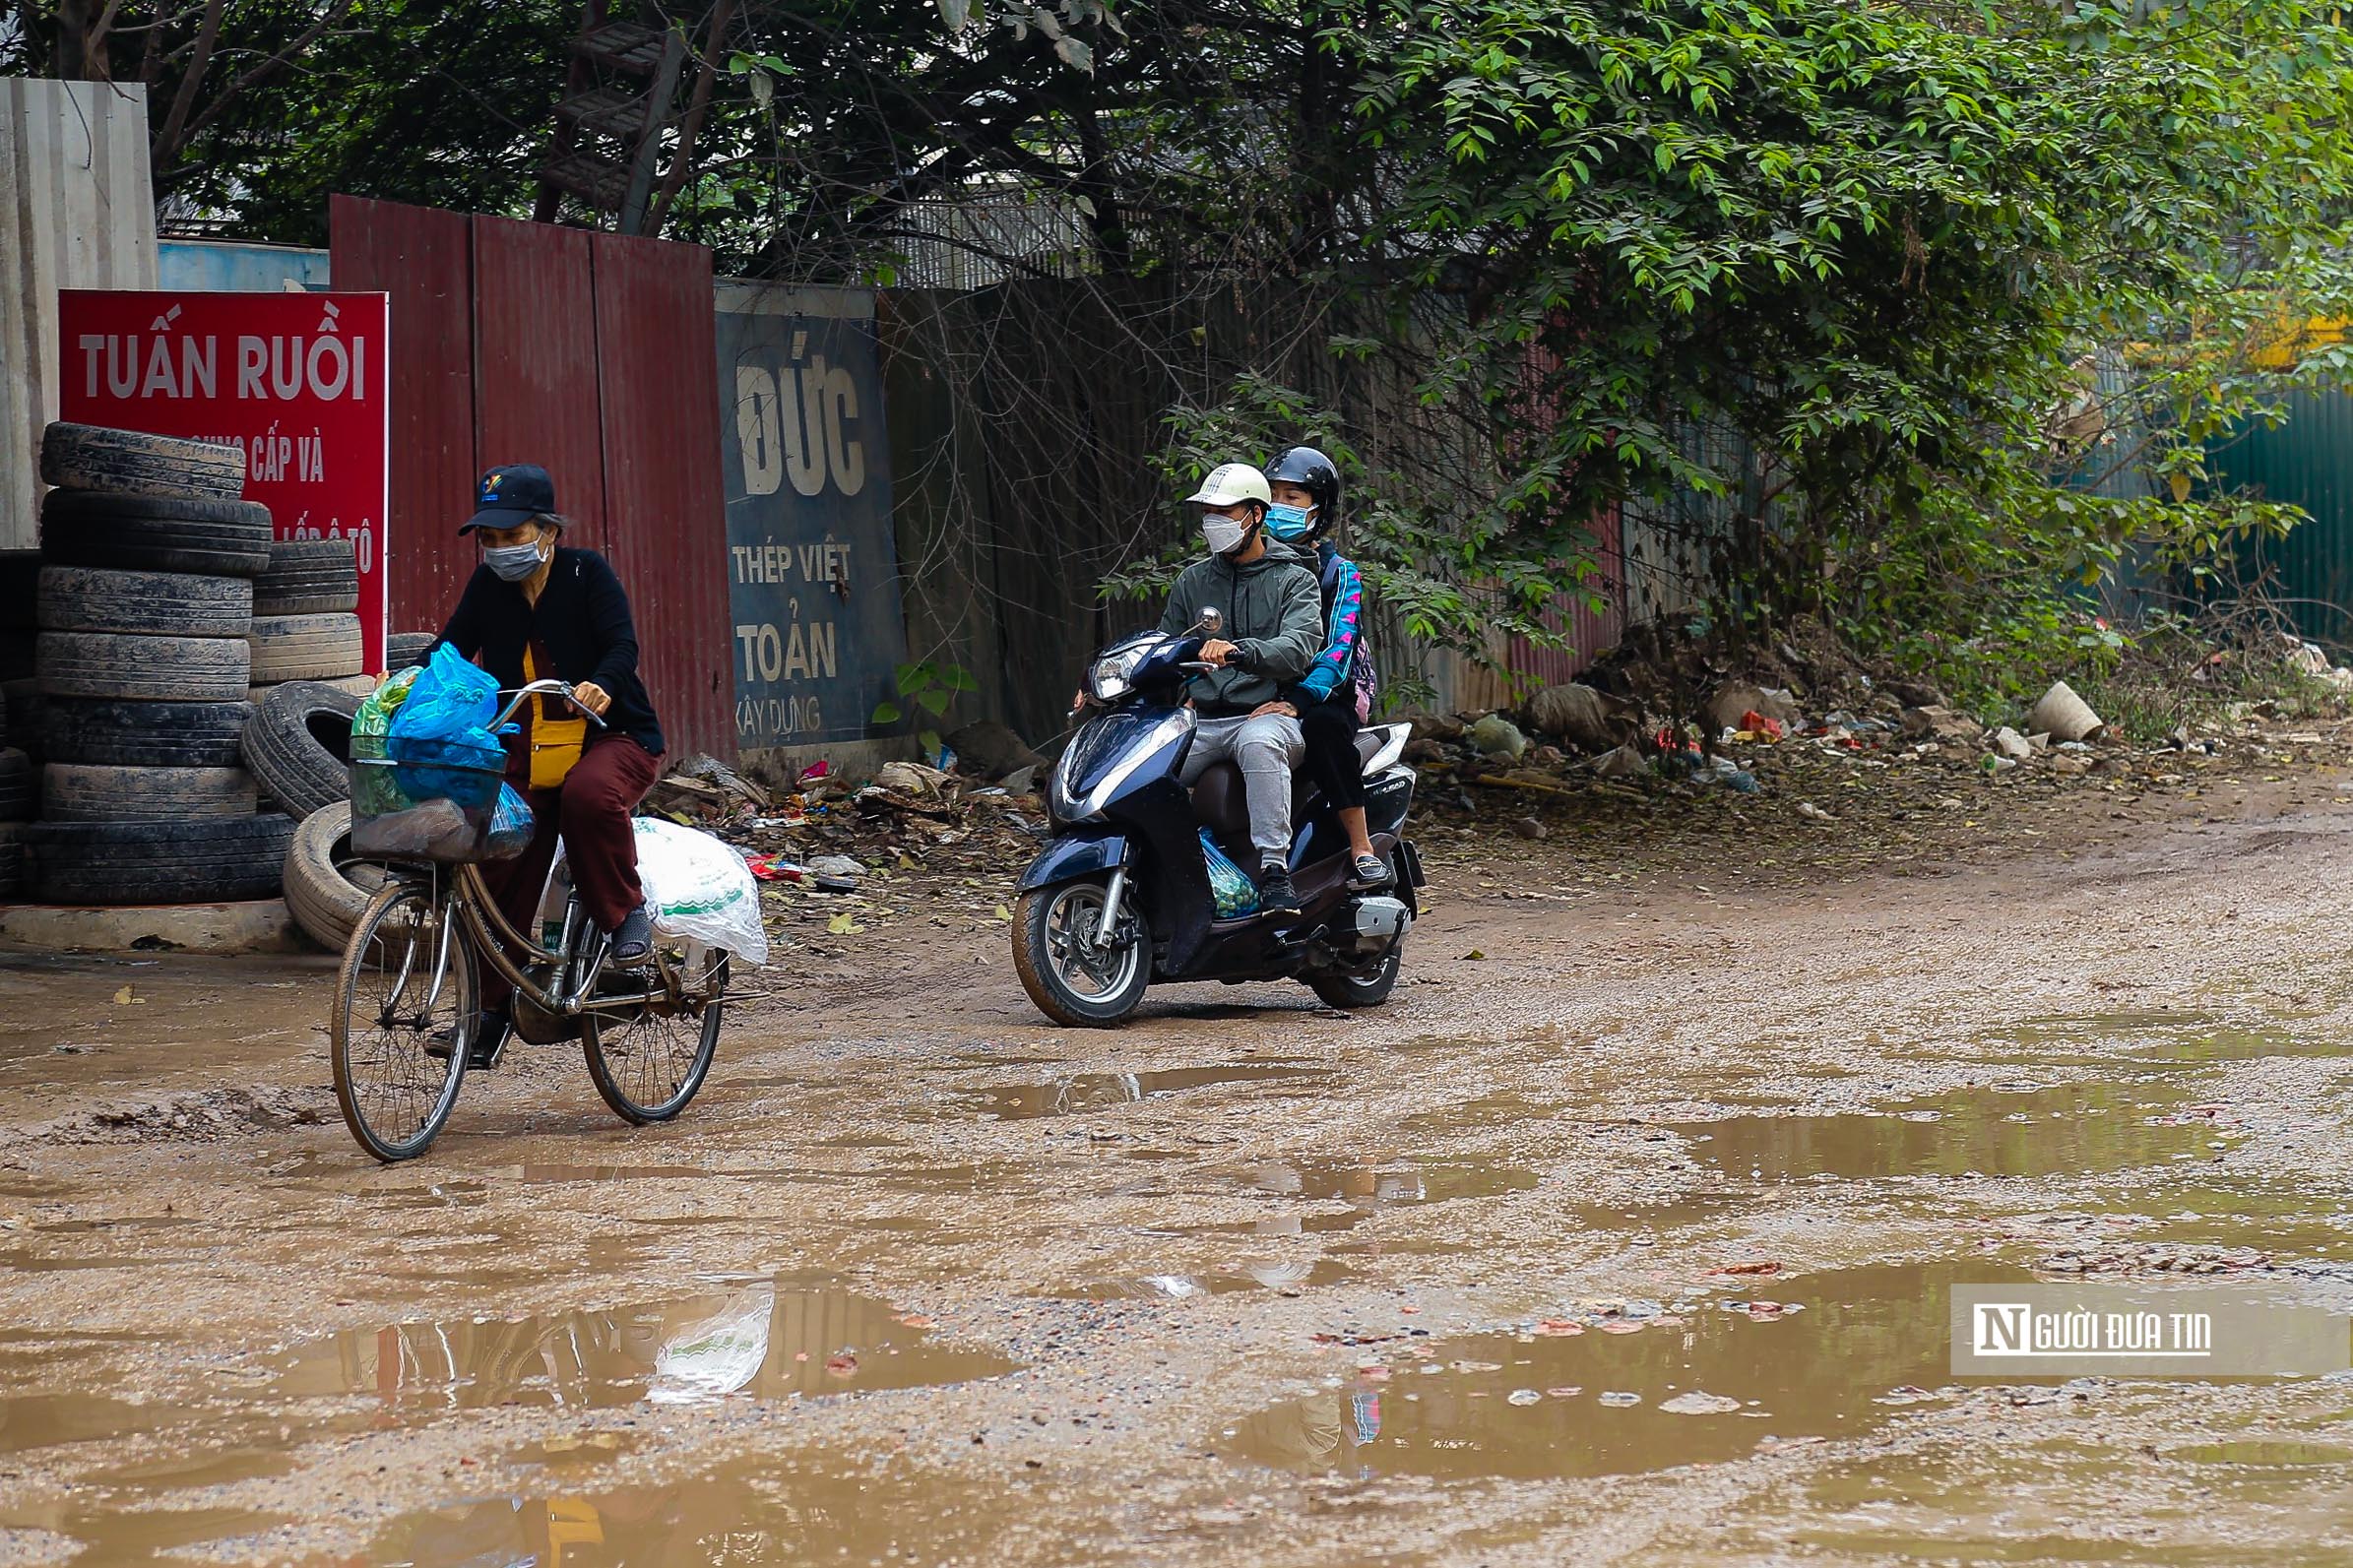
[477,732,663,1010]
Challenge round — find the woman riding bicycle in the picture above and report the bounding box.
[427,464,666,1067]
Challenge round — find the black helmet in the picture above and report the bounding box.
[1263,446,1340,538]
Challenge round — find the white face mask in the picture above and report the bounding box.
[1202,512,1252,557]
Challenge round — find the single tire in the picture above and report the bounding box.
[0,823,22,897]
[35,565,253,638]
[41,762,257,822]
[36,630,249,702]
[1012,878,1152,1027]
[40,492,273,577]
[1307,943,1404,1010]
[252,538,359,616]
[21,814,291,904]
[248,613,363,684]
[0,747,30,821]
[385,631,437,671]
[242,680,359,821]
[2,681,43,763]
[282,801,390,951]
[582,951,729,1124]
[39,422,245,500]
[332,880,474,1161]
[39,697,251,768]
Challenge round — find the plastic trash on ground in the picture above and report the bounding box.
[1199,828,1260,918]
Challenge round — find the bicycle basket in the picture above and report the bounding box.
[348,733,519,864]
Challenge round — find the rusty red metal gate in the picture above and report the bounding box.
[328,195,733,761]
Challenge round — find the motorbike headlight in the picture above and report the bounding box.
[1088,647,1145,703]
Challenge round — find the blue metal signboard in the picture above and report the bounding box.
[713,282,906,753]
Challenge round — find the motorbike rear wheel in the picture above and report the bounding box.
[1013,877,1151,1027]
[1307,942,1403,1010]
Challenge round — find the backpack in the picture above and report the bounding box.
[1320,550,1378,723]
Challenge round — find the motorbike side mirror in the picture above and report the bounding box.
[1198,607,1223,636]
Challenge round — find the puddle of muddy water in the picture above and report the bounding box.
[0,1392,178,1455]
[1230,1154,1542,1209]
[0,1500,287,1565]
[372,1453,1056,1568]
[1674,1081,2223,1182]
[1952,1012,2348,1072]
[959,1062,1330,1121]
[273,1280,1014,1412]
[1224,1261,2037,1481]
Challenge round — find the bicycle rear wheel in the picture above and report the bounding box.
[331,879,478,1161]
[581,945,727,1124]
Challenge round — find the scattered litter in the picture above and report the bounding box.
[1659,1391,1743,1414]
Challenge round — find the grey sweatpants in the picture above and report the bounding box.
[1180,712,1304,865]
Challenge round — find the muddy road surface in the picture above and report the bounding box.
[4,787,2353,1566]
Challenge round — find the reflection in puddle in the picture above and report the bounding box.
[372,1453,1039,1568]
[1225,1262,2035,1481]
[1232,1155,1540,1209]
[962,1062,1330,1120]
[1675,1082,2219,1181]
[275,1282,1015,1411]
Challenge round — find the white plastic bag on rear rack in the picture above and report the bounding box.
[550,817,769,967]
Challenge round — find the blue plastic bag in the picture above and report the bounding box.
[486,783,536,856]
[1199,829,1260,918]
[389,643,500,754]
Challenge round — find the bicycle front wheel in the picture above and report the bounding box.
[582,946,727,1125]
[331,879,478,1161]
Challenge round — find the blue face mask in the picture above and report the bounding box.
[1264,502,1314,542]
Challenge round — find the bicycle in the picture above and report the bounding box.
[329,679,731,1162]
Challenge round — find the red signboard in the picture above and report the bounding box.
[57,289,392,671]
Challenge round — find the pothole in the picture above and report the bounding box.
[1220,1261,2040,1480]
[957,1062,1331,1121]
[1672,1082,2225,1181]
[272,1281,1016,1412]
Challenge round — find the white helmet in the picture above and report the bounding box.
[1184,462,1273,509]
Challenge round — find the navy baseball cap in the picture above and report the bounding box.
[460,464,556,533]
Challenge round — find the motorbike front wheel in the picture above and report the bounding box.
[1013,877,1152,1027]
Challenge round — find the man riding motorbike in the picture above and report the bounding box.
[1150,462,1325,913]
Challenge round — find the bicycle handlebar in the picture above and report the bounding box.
[492,678,609,731]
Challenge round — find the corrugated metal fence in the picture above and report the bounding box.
[328,196,734,759]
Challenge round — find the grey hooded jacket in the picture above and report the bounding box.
[1157,547,1324,714]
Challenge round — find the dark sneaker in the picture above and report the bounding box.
[425,1009,511,1070]
[610,903,653,967]
[1257,863,1301,914]
[1348,852,1392,891]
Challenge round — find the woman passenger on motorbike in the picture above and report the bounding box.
[1255,447,1389,890]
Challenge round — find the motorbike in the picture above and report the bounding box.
[1011,610,1425,1027]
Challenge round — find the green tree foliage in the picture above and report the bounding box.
[1344,0,2353,697]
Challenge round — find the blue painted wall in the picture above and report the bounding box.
[157,240,330,292]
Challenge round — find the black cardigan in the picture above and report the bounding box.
[431,546,666,756]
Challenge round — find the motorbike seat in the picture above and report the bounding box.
[1189,760,1252,844]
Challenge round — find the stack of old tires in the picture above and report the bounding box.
[241,532,368,933]
[0,554,34,898]
[22,424,291,907]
